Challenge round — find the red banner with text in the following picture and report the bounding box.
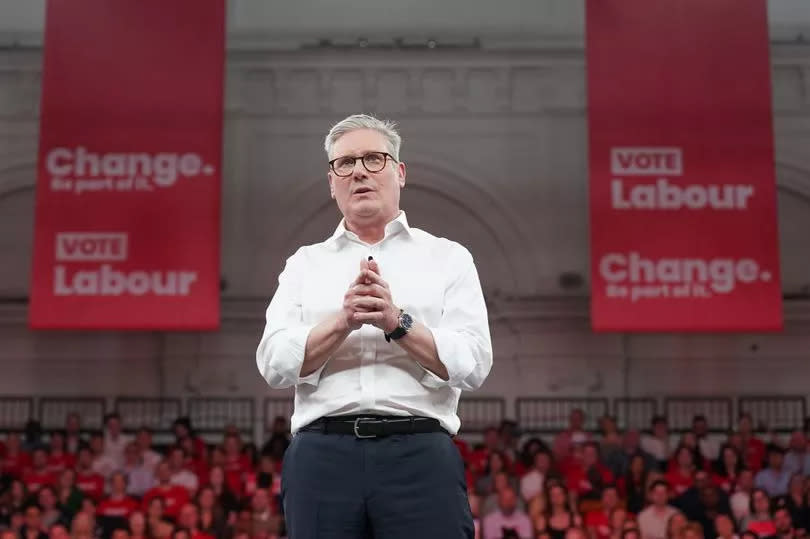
[586,0,782,331]
[29,0,225,329]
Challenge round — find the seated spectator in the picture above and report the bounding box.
[731,470,755,528]
[599,416,625,478]
[737,415,766,473]
[500,420,521,466]
[666,512,687,539]
[535,483,583,538]
[783,432,810,477]
[23,448,56,494]
[128,511,148,539]
[63,413,87,455]
[482,471,524,516]
[20,503,48,539]
[70,510,101,539]
[618,454,650,515]
[97,472,139,525]
[714,514,738,539]
[145,497,166,536]
[767,506,796,539]
[517,438,549,480]
[88,434,117,480]
[521,449,553,503]
[476,450,510,497]
[45,432,75,476]
[779,474,809,534]
[677,432,707,472]
[206,466,240,518]
[167,447,198,495]
[23,421,46,453]
[244,454,277,499]
[712,445,744,494]
[609,508,632,539]
[641,417,672,471]
[250,489,280,537]
[178,438,208,484]
[693,416,720,464]
[121,442,155,498]
[744,488,776,537]
[694,483,732,539]
[102,413,132,470]
[1,479,28,521]
[565,442,614,501]
[1,433,31,479]
[74,448,105,502]
[471,428,505,478]
[176,503,214,539]
[134,428,162,473]
[36,487,67,529]
[681,522,705,539]
[195,487,228,538]
[666,446,697,497]
[674,471,730,524]
[755,446,791,498]
[261,416,290,462]
[221,434,251,497]
[171,418,206,462]
[615,431,657,479]
[637,480,679,539]
[48,523,70,539]
[554,409,592,455]
[142,462,190,520]
[483,486,533,539]
[585,486,622,539]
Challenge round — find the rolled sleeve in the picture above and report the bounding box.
[419,245,493,391]
[256,247,323,388]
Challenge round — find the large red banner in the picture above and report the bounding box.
[29,0,225,329]
[586,0,783,331]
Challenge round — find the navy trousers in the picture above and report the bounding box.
[280,429,474,538]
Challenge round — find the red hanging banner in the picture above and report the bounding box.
[29,0,225,329]
[586,0,783,331]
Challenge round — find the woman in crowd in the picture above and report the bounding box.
[618,454,649,515]
[535,482,583,539]
[712,445,745,494]
[744,488,776,537]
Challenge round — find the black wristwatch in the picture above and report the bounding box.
[385,309,413,342]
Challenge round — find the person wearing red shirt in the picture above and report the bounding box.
[469,427,504,479]
[98,472,140,521]
[142,461,191,520]
[179,437,208,485]
[177,503,215,539]
[1,433,31,479]
[738,414,766,472]
[221,434,251,497]
[564,442,614,500]
[586,486,622,539]
[665,446,696,497]
[172,418,207,461]
[712,444,744,494]
[75,447,105,502]
[46,431,76,475]
[23,448,56,494]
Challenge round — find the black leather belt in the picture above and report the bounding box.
[300,415,446,438]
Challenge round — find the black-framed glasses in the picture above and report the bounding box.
[328,151,396,177]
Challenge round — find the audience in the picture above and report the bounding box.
[2,408,810,539]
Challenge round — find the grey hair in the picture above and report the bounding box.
[324,114,402,161]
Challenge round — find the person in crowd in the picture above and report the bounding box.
[731,470,756,528]
[102,413,132,469]
[619,454,652,515]
[768,506,797,539]
[666,446,697,497]
[176,503,214,539]
[36,487,65,530]
[134,428,162,472]
[642,418,672,471]
[535,482,583,539]
[693,416,720,464]
[738,415,767,473]
[600,416,626,478]
[714,514,739,539]
[521,449,553,503]
[261,416,290,462]
[555,409,592,453]
[195,486,228,538]
[97,472,139,531]
[74,447,105,502]
[127,511,148,539]
[712,445,744,494]
[482,486,533,539]
[783,432,810,477]
[206,466,240,518]
[63,413,86,455]
[23,448,55,494]
[142,462,190,520]
[250,489,281,537]
[44,432,74,476]
[585,486,622,539]
[681,522,705,539]
[171,418,207,462]
[19,503,48,539]
[167,447,199,495]
[638,480,679,539]
[565,442,614,501]
[755,446,791,498]
[121,442,155,498]
[1,433,31,479]
[477,450,510,497]
[780,474,809,534]
[88,433,117,480]
[665,512,687,539]
[745,488,776,537]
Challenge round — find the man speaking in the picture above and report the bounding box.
[256,114,493,538]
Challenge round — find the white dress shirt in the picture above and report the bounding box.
[256,211,493,434]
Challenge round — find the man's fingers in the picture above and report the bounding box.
[361,269,388,289]
[351,284,387,299]
[353,297,385,311]
[368,259,380,274]
[353,311,384,323]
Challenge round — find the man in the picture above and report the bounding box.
[166,446,198,494]
[121,442,155,498]
[102,413,132,469]
[585,486,621,539]
[256,114,493,538]
[482,487,532,539]
[766,507,797,539]
[637,480,679,539]
[783,431,810,476]
[755,445,791,497]
[729,469,754,528]
[692,415,720,463]
[713,514,738,539]
[75,446,105,502]
[641,417,671,470]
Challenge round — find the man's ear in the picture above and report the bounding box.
[328,173,335,199]
[397,161,406,188]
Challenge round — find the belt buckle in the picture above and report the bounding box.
[353,417,378,439]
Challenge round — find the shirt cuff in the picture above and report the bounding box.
[419,327,478,389]
[268,324,324,387]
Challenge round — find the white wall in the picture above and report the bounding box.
[1,36,810,438]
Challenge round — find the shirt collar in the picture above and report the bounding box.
[328,210,411,245]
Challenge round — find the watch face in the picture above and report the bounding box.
[400,312,414,330]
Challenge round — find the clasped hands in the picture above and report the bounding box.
[340,257,400,334]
